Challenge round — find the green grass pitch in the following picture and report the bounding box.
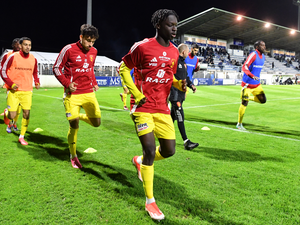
[0,85,299,224]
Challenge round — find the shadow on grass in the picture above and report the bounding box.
[186,115,300,138]
[101,165,245,225]
[13,131,81,161]
[190,146,283,162]
[13,131,243,224]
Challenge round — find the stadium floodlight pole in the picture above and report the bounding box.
[293,0,300,30]
[87,0,92,25]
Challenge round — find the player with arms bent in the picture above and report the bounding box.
[53,24,101,169]
[1,38,22,132]
[118,9,186,221]
[1,37,40,145]
[237,40,267,130]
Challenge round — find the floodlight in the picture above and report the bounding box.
[265,23,270,28]
[237,15,242,21]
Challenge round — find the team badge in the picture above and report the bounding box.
[90,55,94,62]
[170,59,176,68]
[66,113,72,117]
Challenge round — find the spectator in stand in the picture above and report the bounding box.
[272,62,274,70]
[295,75,298,85]
[218,60,224,71]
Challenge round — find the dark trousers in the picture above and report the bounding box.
[170,101,187,141]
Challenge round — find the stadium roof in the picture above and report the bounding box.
[177,7,300,53]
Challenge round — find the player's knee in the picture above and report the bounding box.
[161,147,175,158]
[92,118,101,127]
[260,98,267,104]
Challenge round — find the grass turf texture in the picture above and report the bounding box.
[0,85,299,224]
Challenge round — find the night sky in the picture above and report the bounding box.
[0,0,298,62]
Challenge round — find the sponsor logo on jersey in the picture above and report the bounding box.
[137,123,148,132]
[83,62,89,68]
[253,65,264,68]
[66,113,72,117]
[75,68,92,72]
[149,57,158,66]
[162,63,165,67]
[145,76,171,84]
[159,51,170,61]
[76,55,82,62]
[156,69,165,78]
[178,64,182,68]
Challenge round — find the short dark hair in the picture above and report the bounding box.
[11,38,20,47]
[19,37,31,45]
[151,9,179,28]
[191,44,199,49]
[80,24,99,39]
[254,40,263,49]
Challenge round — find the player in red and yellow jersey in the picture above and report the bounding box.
[1,37,40,145]
[119,9,186,221]
[1,38,22,132]
[53,24,101,169]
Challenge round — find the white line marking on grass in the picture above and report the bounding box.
[186,120,300,142]
[185,97,300,109]
[34,93,61,99]
[35,93,300,141]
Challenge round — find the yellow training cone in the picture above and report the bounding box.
[33,128,43,132]
[201,126,210,130]
[84,148,97,153]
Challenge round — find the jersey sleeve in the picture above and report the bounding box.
[33,58,40,84]
[92,52,98,86]
[53,45,72,88]
[242,52,256,78]
[122,43,143,70]
[1,54,15,88]
[194,57,200,72]
[118,61,145,104]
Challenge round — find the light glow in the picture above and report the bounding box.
[237,16,242,21]
[265,23,270,28]
[291,30,296,34]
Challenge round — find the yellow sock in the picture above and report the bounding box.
[139,146,165,163]
[78,113,93,126]
[14,105,22,125]
[154,146,165,161]
[68,127,78,158]
[141,164,154,199]
[253,96,261,103]
[20,118,29,136]
[123,94,127,107]
[238,104,247,124]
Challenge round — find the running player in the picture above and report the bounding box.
[237,40,267,130]
[53,24,101,169]
[118,9,186,221]
[1,37,40,145]
[1,38,22,132]
[169,44,199,150]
